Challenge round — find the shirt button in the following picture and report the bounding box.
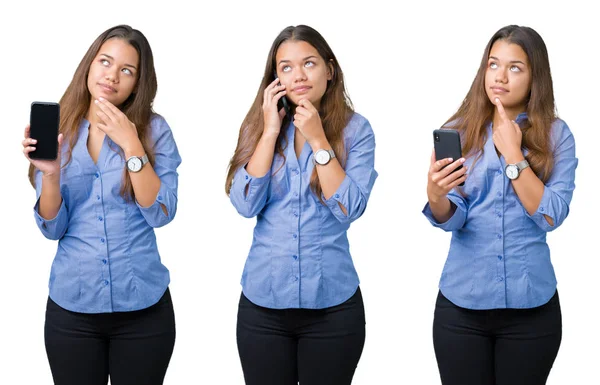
[102,259,107,264]
[540,207,544,212]
[293,234,297,239]
[293,255,298,260]
[293,212,298,217]
[497,234,502,239]
[498,255,502,260]
[96,195,101,200]
[497,170,502,175]
[294,276,298,281]
[104,280,109,285]
[245,175,249,180]
[294,192,298,197]
[335,194,340,199]
[100,238,105,243]
[95,172,100,178]
[497,192,502,197]
[158,195,163,201]
[98,216,103,222]
[497,213,502,218]
[497,277,504,282]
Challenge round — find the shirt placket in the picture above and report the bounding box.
[494,164,507,307]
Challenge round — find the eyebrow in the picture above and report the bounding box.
[488,56,526,65]
[278,55,319,65]
[99,54,138,70]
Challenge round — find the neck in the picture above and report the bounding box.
[86,102,103,132]
[492,106,524,129]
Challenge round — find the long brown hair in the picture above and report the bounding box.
[225,25,354,200]
[445,25,556,182]
[28,25,158,199]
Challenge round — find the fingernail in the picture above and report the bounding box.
[460,158,465,163]
[448,158,453,162]
[99,97,105,101]
[31,139,37,143]
[495,98,499,102]
[94,99,99,104]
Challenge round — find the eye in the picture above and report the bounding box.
[122,68,133,75]
[100,59,110,66]
[282,65,291,72]
[489,62,498,69]
[510,65,521,72]
[304,61,315,68]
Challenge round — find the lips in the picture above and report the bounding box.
[292,85,312,94]
[490,86,509,93]
[98,83,117,93]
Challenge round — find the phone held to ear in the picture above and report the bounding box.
[273,70,291,117]
[29,102,60,160]
[433,129,465,187]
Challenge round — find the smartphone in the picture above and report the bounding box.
[273,70,291,117]
[29,102,60,160]
[433,129,465,186]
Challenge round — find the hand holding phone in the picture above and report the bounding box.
[29,102,60,160]
[273,71,291,117]
[433,129,465,187]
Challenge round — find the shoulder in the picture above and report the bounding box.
[344,112,374,140]
[549,118,575,148]
[148,113,176,139]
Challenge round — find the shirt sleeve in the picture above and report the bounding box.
[525,120,577,232]
[136,116,182,228]
[422,191,468,232]
[324,116,378,224]
[229,164,271,218]
[32,169,69,240]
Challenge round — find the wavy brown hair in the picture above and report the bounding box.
[28,25,158,199]
[445,25,556,182]
[225,25,354,200]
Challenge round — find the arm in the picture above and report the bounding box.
[131,116,182,228]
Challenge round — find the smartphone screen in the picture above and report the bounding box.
[433,129,464,186]
[29,102,60,160]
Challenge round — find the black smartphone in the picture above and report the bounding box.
[29,102,60,160]
[433,129,465,186]
[273,70,291,117]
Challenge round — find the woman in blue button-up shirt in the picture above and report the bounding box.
[22,25,180,385]
[226,25,377,385]
[424,25,577,385]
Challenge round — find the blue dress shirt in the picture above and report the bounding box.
[230,113,378,309]
[423,115,577,309]
[33,115,181,313]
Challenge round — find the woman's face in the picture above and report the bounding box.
[87,38,139,107]
[485,39,532,115]
[274,40,332,110]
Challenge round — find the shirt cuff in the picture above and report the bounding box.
[524,185,554,229]
[33,198,68,239]
[136,183,175,227]
[324,175,353,219]
[237,166,270,200]
[422,195,466,231]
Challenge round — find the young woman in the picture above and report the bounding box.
[226,25,377,385]
[22,25,181,385]
[424,25,577,385]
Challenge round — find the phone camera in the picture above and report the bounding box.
[434,134,440,142]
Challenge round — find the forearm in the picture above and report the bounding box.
[38,174,63,220]
[427,195,456,223]
[125,145,163,212]
[246,133,278,178]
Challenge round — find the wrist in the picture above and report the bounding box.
[123,139,145,158]
[505,153,525,165]
[309,136,330,151]
[42,172,61,184]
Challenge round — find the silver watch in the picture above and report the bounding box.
[313,149,336,166]
[126,154,149,173]
[505,159,529,180]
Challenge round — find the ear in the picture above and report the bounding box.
[327,59,334,81]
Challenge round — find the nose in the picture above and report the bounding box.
[495,66,508,84]
[293,66,307,82]
[104,67,119,83]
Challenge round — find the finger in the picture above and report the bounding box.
[439,163,467,185]
[22,138,37,147]
[57,133,64,146]
[298,99,316,112]
[23,146,37,155]
[24,124,31,139]
[98,97,122,117]
[94,99,117,122]
[294,106,309,117]
[430,157,455,173]
[97,123,108,133]
[447,174,468,189]
[494,97,509,121]
[430,149,436,165]
[278,107,287,120]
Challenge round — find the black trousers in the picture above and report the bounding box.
[433,290,562,385]
[237,287,366,385]
[44,288,176,385]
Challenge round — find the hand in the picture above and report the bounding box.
[492,98,523,162]
[95,97,141,153]
[262,78,288,138]
[427,149,467,203]
[293,99,327,148]
[22,124,64,178]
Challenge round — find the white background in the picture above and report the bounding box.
[1,0,597,383]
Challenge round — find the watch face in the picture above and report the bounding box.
[127,157,142,172]
[315,150,331,165]
[506,165,518,179]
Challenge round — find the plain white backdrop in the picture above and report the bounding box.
[1,0,597,383]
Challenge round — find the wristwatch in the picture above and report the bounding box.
[505,159,530,180]
[126,154,149,173]
[313,149,336,166]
